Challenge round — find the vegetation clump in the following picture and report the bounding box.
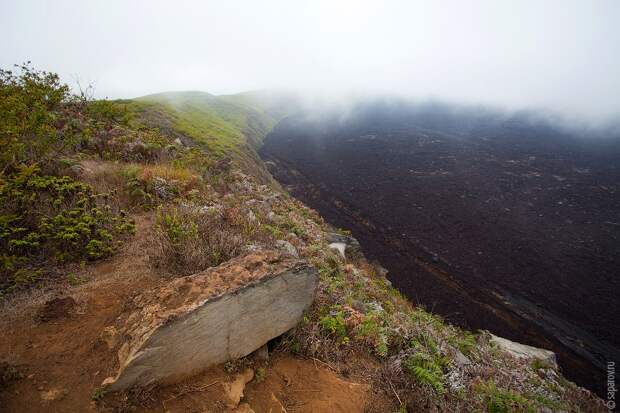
[0,164,134,294]
[0,64,135,295]
[152,200,274,275]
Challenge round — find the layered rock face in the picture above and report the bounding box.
[104,250,318,391]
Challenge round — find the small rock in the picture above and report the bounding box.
[254,344,269,361]
[275,240,299,258]
[40,388,67,401]
[326,233,362,258]
[453,350,471,367]
[224,368,254,407]
[366,301,384,314]
[99,326,120,350]
[266,211,279,223]
[328,242,347,259]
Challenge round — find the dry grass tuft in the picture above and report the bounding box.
[151,202,274,276]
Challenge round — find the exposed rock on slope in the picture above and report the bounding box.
[491,334,557,367]
[104,250,318,390]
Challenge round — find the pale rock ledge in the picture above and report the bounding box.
[103,250,318,391]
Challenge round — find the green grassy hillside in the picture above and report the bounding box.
[133,90,290,155]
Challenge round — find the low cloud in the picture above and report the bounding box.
[1,0,619,124]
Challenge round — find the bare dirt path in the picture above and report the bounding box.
[0,214,161,412]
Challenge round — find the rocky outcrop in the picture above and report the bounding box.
[327,232,363,260]
[104,250,318,391]
[490,334,557,367]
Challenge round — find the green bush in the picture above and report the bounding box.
[319,311,347,338]
[0,164,134,294]
[1,63,71,170]
[355,316,389,357]
[155,207,198,245]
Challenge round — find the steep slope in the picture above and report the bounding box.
[134,90,297,151]
[123,90,295,185]
[0,69,608,412]
[259,100,620,397]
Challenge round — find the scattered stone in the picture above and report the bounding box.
[200,203,223,216]
[37,297,76,322]
[266,211,280,223]
[326,233,363,259]
[254,344,269,361]
[103,250,318,391]
[224,368,254,407]
[151,177,174,199]
[453,350,471,367]
[40,388,67,402]
[328,242,347,258]
[366,301,384,314]
[275,240,299,258]
[490,334,557,367]
[99,326,120,350]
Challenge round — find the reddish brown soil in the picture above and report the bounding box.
[0,214,161,412]
[123,355,388,413]
[0,213,389,412]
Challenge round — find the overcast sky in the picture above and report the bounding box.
[1,0,619,121]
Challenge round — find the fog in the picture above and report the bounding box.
[1,0,619,123]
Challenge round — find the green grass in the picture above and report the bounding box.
[131,91,280,154]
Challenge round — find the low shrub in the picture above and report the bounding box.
[119,163,202,209]
[0,164,134,295]
[355,315,389,357]
[152,203,271,275]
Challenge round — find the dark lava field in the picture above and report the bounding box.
[260,101,620,396]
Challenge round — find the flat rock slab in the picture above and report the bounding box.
[105,250,318,391]
[490,334,557,367]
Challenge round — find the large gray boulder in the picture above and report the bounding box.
[104,250,318,391]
